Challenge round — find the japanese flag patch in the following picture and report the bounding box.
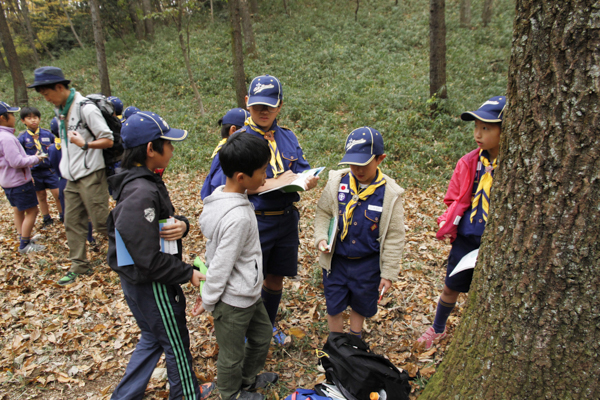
[339,183,349,193]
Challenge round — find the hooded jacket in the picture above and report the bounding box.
[200,187,263,312]
[107,166,192,285]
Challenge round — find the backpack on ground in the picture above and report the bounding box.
[318,333,411,400]
[78,94,124,172]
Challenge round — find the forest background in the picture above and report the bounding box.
[0,0,514,399]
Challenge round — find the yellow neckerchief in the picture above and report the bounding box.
[55,136,62,150]
[470,149,497,222]
[211,138,227,158]
[27,128,42,152]
[340,168,386,241]
[246,117,284,178]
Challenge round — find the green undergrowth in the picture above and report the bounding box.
[0,0,514,188]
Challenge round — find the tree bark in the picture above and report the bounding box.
[249,0,258,15]
[128,0,145,41]
[0,48,7,72]
[420,1,600,398]
[89,0,111,96]
[240,0,256,55]
[229,0,247,108]
[18,0,40,66]
[0,2,27,106]
[429,0,447,102]
[60,0,85,49]
[459,0,471,28]
[176,0,205,115]
[141,0,154,40]
[482,0,493,27]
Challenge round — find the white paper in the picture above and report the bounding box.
[449,248,479,277]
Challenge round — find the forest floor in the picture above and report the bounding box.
[0,172,467,399]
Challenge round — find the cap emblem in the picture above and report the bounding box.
[481,100,500,107]
[346,138,366,150]
[254,83,275,94]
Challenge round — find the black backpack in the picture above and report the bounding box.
[318,333,411,400]
[78,94,124,171]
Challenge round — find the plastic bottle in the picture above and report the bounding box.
[370,390,387,400]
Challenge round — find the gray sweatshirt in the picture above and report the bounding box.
[199,187,263,312]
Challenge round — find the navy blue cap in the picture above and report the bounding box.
[107,96,124,115]
[50,117,59,136]
[461,96,506,123]
[339,127,385,166]
[221,108,250,127]
[123,106,140,121]
[247,75,283,107]
[0,101,20,114]
[121,111,188,149]
[28,66,71,88]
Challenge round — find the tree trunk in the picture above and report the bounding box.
[18,0,40,66]
[176,0,205,116]
[482,0,493,27]
[141,0,154,40]
[420,1,600,398]
[0,2,27,106]
[0,48,7,72]
[89,0,111,96]
[429,0,447,103]
[239,0,256,56]
[283,0,290,16]
[229,0,247,108]
[249,0,258,15]
[210,0,214,22]
[459,0,471,28]
[128,0,145,41]
[60,0,85,49]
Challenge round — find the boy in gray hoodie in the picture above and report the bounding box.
[193,132,278,400]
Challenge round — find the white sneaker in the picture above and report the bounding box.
[30,234,44,243]
[18,242,46,254]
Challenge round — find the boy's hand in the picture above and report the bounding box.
[439,220,446,228]
[191,296,205,316]
[67,130,85,147]
[318,239,330,253]
[378,278,392,298]
[190,270,206,287]
[305,175,319,190]
[160,217,186,241]
[276,170,297,184]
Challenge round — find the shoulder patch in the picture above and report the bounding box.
[144,208,156,223]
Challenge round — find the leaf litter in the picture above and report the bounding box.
[0,172,469,399]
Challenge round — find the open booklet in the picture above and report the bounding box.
[258,167,325,195]
[115,218,178,267]
[325,215,339,251]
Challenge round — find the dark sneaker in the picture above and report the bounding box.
[42,218,54,227]
[199,382,215,400]
[232,390,264,400]
[243,372,279,391]
[57,272,79,286]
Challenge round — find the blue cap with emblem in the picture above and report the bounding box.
[107,96,124,115]
[221,108,250,127]
[121,111,188,149]
[247,75,283,107]
[0,101,20,114]
[339,127,385,166]
[123,106,140,121]
[461,95,506,123]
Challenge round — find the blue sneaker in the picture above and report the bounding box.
[272,326,287,346]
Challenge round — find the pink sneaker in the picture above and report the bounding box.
[417,326,446,349]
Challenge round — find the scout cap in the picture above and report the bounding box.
[0,101,20,114]
[339,127,384,166]
[107,96,124,115]
[121,111,187,149]
[461,96,506,123]
[123,106,140,121]
[221,108,250,127]
[50,117,59,137]
[28,66,71,88]
[247,75,283,107]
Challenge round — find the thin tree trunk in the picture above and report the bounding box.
[283,0,290,16]
[482,0,493,27]
[240,0,256,55]
[210,0,214,22]
[355,0,359,22]
[60,0,85,49]
[459,0,471,28]
[89,0,111,96]
[18,0,40,66]
[420,0,600,398]
[176,0,205,115]
[249,0,258,15]
[141,0,154,40]
[229,0,246,108]
[0,48,7,72]
[429,0,447,104]
[0,2,27,106]
[127,0,145,41]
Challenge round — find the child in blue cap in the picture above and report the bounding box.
[417,95,506,349]
[314,127,405,336]
[200,107,250,200]
[200,75,319,344]
[122,106,140,122]
[107,96,124,122]
[107,111,214,400]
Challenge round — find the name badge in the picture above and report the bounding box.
[41,137,50,143]
[339,183,349,193]
[368,205,383,212]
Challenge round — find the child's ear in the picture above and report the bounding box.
[228,125,238,136]
[245,95,250,109]
[146,142,154,157]
[377,154,387,163]
[235,171,245,184]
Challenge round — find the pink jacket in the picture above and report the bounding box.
[436,148,480,242]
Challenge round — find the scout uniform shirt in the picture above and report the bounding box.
[18,128,54,170]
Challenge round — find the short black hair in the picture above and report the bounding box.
[20,106,41,120]
[217,117,243,139]
[33,82,69,92]
[121,138,166,170]
[0,112,8,121]
[220,132,270,178]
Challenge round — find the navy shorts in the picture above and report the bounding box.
[445,234,481,293]
[323,253,380,318]
[3,181,38,211]
[32,169,59,191]
[256,207,300,277]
